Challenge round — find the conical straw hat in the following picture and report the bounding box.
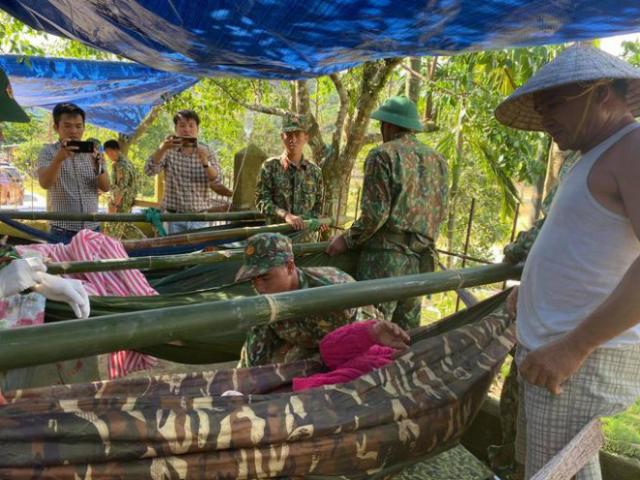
[495,45,640,131]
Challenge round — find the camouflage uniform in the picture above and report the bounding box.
[235,233,376,367]
[110,154,138,213]
[104,154,140,239]
[255,116,324,242]
[344,133,448,330]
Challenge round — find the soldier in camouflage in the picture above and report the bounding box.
[327,96,448,330]
[102,139,140,238]
[235,232,376,367]
[104,139,138,214]
[255,115,327,242]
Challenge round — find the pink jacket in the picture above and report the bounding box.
[292,320,396,391]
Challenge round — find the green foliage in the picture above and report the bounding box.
[622,40,640,67]
[0,12,46,56]
[602,400,640,460]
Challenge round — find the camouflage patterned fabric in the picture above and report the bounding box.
[282,114,308,133]
[0,292,514,479]
[104,154,140,239]
[504,151,579,263]
[235,232,294,282]
[255,156,324,237]
[344,133,448,329]
[395,445,495,480]
[240,266,377,367]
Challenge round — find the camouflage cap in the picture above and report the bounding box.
[281,114,308,133]
[235,233,294,282]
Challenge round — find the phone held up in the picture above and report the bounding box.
[65,140,95,153]
[175,136,198,148]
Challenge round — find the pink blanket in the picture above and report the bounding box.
[292,320,396,391]
[17,230,158,378]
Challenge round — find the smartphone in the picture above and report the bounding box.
[177,136,198,148]
[66,140,96,153]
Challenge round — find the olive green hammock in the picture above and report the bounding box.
[43,249,361,364]
[0,291,513,479]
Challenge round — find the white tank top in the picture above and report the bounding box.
[517,122,640,350]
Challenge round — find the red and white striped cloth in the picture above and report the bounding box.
[17,230,158,378]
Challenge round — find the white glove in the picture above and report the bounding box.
[33,273,91,319]
[0,257,46,298]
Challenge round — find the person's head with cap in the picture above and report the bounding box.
[280,114,309,162]
[495,45,640,152]
[371,96,423,143]
[235,233,298,294]
[0,68,29,123]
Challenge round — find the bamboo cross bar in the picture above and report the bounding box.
[0,263,522,370]
[47,242,330,274]
[0,210,263,222]
[121,218,333,250]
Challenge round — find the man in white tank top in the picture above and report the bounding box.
[495,46,640,479]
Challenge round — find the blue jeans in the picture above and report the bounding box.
[166,220,209,235]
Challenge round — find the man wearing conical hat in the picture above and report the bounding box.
[326,96,448,330]
[495,45,640,479]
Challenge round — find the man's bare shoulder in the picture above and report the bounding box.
[611,125,640,236]
[610,125,640,173]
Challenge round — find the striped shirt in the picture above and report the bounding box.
[144,143,223,212]
[37,142,100,232]
[16,229,158,378]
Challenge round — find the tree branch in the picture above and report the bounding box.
[211,79,291,117]
[329,73,348,158]
[341,57,402,170]
[296,80,326,164]
[118,103,163,156]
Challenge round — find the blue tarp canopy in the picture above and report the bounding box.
[0,55,198,134]
[1,1,640,80]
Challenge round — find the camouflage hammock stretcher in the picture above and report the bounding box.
[0,291,513,479]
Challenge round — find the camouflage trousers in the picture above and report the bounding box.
[356,249,430,330]
[239,313,356,367]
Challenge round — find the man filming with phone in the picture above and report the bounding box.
[38,103,110,243]
[145,109,233,234]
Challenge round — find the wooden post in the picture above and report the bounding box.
[456,198,476,311]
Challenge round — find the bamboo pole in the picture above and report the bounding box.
[47,242,329,274]
[0,210,263,223]
[121,218,332,250]
[0,263,522,370]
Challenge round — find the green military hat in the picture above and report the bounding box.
[371,96,422,131]
[0,68,29,123]
[235,232,294,282]
[281,114,308,133]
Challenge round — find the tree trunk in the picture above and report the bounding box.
[542,140,567,202]
[118,104,163,156]
[322,58,402,223]
[406,57,422,103]
[424,57,438,124]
